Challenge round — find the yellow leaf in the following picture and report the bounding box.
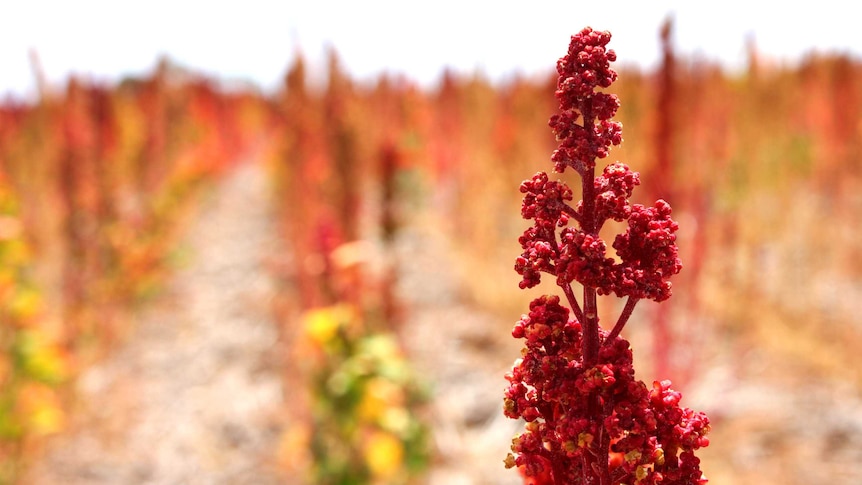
[302,305,356,346]
[9,287,41,319]
[303,308,340,346]
[17,330,69,384]
[364,431,404,479]
[357,378,404,422]
[16,382,64,436]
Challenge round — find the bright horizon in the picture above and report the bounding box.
[2,1,860,99]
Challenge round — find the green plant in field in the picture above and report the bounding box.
[294,305,429,485]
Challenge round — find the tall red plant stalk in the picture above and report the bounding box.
[649,17,677,382]
[504,27,710,485]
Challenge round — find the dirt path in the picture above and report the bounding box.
[24,161,287,484]
[394,217,523,485]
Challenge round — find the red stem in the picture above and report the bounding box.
[562,282,585,325]
[574,106,611,485]
[580,110,600,368]
[606,296,639,343]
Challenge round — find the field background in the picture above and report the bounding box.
[1,23,861,485]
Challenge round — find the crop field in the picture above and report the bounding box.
[1,26,861,485]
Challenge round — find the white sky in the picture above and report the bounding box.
[1,1,860,99]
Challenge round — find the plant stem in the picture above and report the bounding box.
[562,282,586,325]
[606,296,639,343]
[580,109,599,368]
[582,286,599,366]
[578,104,612,485]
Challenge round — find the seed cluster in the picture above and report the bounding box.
[505,27,710,485]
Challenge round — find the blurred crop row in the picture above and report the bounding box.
[0,59,267,481]
[268,40,862,381]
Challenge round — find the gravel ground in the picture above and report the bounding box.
[23,162,287,484]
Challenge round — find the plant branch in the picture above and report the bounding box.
[562,282,585,324]
[605,296,639,343]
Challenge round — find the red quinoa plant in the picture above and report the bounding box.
[504,27,710,484]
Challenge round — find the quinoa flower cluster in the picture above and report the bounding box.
[505,27,710,485]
